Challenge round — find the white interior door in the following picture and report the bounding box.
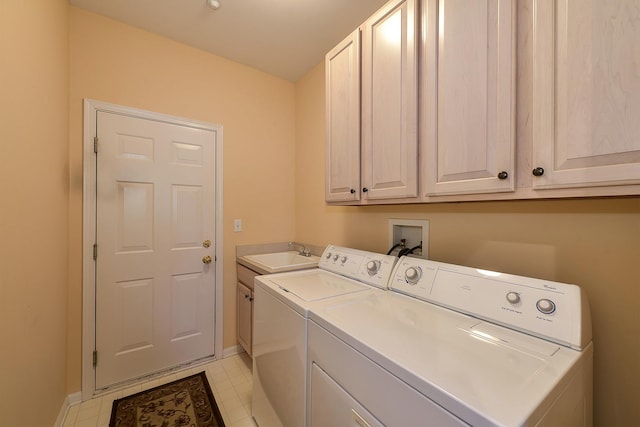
[94,110,217,389]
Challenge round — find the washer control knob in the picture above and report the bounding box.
[404,266,422,284]
[536,299,556,314]
[366,260,381,276]
[333,254,339,261]
[506,292,521,304]
[341,256,348,264]
[325,252,332,259]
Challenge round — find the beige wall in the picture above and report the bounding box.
[296,62,640,427]
[68,7,297,392]
[3,3,637,426]
[0,0,69,425]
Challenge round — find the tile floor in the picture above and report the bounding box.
[62,353,256,427]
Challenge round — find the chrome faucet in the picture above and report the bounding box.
[289,242,311,257]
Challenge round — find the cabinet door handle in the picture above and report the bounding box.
[350,188,356,194]
[498,171,509,180]
[362,187,368,192]
[249,297,254,302]
[532,167,545,177]
[244,294,250,299]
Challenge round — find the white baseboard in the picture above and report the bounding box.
[55,392,82,427]
[223,344,245,358]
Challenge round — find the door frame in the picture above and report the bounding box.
[81,99,224,400]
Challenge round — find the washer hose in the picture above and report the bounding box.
[398,242,422,257]
[387,239,406,255]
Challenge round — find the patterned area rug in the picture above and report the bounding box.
[109,371,225,427]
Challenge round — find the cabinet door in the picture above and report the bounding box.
[236,282,252,356]
[423,0,515,196]
[326,29,361,202]
[532,0,640,189]
[361,0,419,200]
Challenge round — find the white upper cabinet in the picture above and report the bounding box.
[532,0,640,189]
[361,0,419,200]
[325,29,361,202]
[423,0,516,196]
[325,0,640,204]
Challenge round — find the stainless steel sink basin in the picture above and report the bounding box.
[242,251,320,273]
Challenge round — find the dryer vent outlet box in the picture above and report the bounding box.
[388,219,429,259]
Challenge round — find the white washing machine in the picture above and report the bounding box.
[251,245,397,427]
[307,257,593,427]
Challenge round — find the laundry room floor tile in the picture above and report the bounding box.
[63,352,255,427]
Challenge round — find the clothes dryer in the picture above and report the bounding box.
[307,257,593,426]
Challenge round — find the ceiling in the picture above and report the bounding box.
[69,0,389,82]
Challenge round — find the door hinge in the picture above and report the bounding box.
[93,243,97,260]
[93,350,98,367]
[93,136,98,153]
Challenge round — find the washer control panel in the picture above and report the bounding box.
[320,245,398,289]
[389,257,591,350]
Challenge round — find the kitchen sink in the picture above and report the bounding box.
[242,251,320,273]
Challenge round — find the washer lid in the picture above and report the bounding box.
[267,270,369,301]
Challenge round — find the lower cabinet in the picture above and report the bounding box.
[236,264,257,357]
[237,282,253,357]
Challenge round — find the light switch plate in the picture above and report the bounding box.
[233,219,242,232]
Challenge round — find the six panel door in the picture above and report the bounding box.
[95,111,217,389]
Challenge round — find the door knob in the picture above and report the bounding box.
[202,255,212,264]
[203,240,211,248]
